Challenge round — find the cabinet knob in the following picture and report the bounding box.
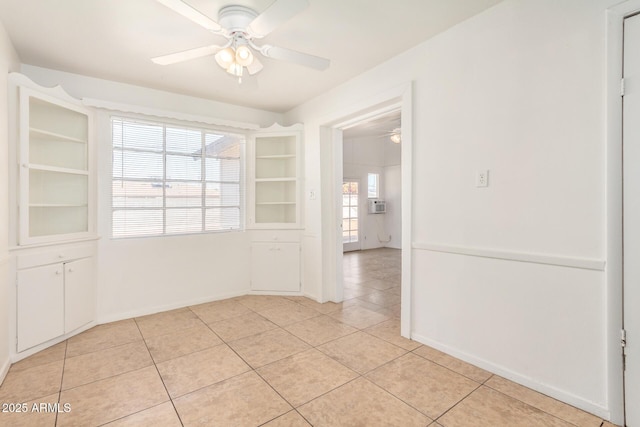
[58,254,65,259]
[68,268,74,273]
[55,270,61,275]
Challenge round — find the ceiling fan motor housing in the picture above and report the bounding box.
[218,5,258,34]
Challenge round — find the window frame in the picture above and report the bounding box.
[110,115,246,239]
[367,172,380,199]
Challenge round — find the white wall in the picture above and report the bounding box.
[384,165,401,249]
[21,66,283,322]
[0,20,20,384]
[287,0,616,419]
[384,138,401,249]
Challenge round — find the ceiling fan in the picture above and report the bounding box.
[388,127,401,144]
[152,0,330,81]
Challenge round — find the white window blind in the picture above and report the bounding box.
[112,117,244,238]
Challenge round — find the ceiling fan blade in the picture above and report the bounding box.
[260,45,330,70]
[151,44,223,65]
[247,0,309,38]
[156,0,223,33]
[246,57,264,75]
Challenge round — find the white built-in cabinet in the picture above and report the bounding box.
[248,124,303,293]
[250,241,301,292]
[8,73,96,356]
[16,249,95,352]
[18,86,92,245]
[248,123,302,228]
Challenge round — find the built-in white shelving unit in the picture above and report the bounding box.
[250,124,302,227]
[248,124,303,293]
[19,86,92,244]
[8,73,96,357]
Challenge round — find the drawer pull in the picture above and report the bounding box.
[55,270,62,275]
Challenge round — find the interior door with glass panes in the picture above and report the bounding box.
[342,180,360,252]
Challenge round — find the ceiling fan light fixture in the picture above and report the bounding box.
[215,47,235,69]
[152,0,331,78]
[235,44,254,66]
[390,129,401,144]
[226,62,244,77]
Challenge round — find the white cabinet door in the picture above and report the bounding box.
[251,243,300,291]
[64,257,94,332]
[17,264,64,352]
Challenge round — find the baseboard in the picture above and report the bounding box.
[1,255,10,384]
[411,332,610,420]
[0,356,10,386]
[96,289,250,325]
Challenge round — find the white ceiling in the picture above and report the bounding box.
[0,0,502,113]
[343,111,401,140]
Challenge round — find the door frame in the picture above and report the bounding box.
[607,2,640,424]
[342,178,362,252]
[318,82,413,338]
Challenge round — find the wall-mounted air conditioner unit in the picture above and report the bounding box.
[368,199,386,214]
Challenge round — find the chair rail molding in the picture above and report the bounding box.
[413,242,605,271]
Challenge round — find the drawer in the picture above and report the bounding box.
[17,244,95,270]
[249,229,301,243]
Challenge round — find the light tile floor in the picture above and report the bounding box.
[0,248,619,426]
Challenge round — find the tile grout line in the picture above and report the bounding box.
[191,296,401,424]
[52,340,155,395]
[133,317,186,427]
[408,347,493,385]
[63,336,144,361]
[202,308,326,426]
[54,340,68,427]
[480,381,589,427]
[432,378,486,424]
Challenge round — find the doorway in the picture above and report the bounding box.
[338,108,404,319]
[318,83,412,337]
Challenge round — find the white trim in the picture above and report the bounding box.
[9,236,100,252]
[334,103,406,131]
[413,242,605,271]
[411,332,610,420]
[83,98,259,131]
[0,357,10,386]
[605,2,640,425]
[0,255,9,385]
[8,72,79,104]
